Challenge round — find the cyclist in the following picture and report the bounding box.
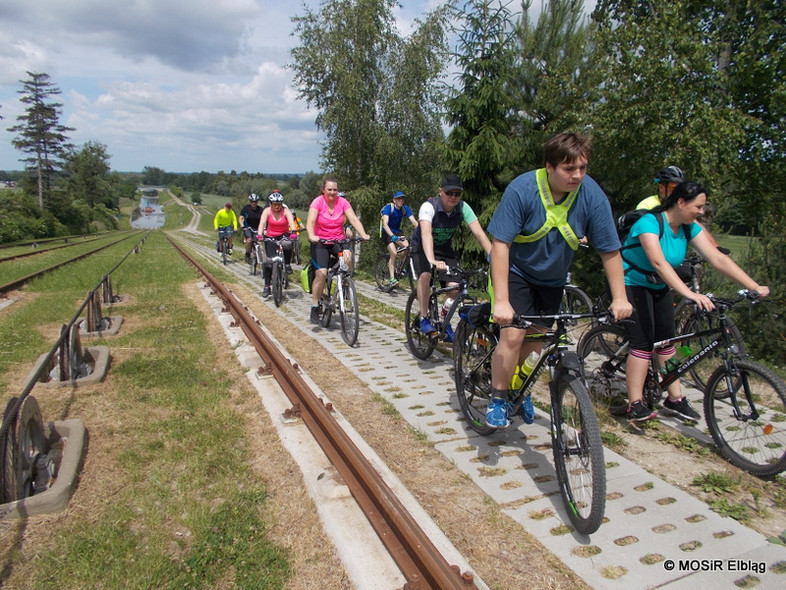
[621,180,769,422]
[410,174,492,343]
[486,132,632,429]
[213,202,238,255]
[306,177,370,323]
[240,193,263,264]
[381,190,417,287]
[259,191,298,298]
[636,165,685,210]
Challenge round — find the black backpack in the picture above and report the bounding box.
[619,210,691,284]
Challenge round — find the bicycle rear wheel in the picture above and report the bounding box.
[453,320,498,435]
[339,276,359,346]
[272,263,284,307]
[404,290,437,359]
[560,285,594,344]
[221,240,228,265]
[374,254,392,292]
[576,323,629,415]
[551,375,606,534]
[704,359,786,476]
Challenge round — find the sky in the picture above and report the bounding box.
[0,0,448,174]
[0,1,596,176]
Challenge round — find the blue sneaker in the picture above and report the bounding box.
[443,323,454,343]
[485,398,510,429]
[420,317,436,335]
[519,394,535,424]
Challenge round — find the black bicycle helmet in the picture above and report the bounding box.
[655,165,685,184]
[248,193,260,202]
[268,190,283,203]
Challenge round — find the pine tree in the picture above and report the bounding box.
[7,71,74,209]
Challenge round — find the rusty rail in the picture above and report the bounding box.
[167,236,478,590]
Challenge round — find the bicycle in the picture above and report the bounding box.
[374,241,415,293]
[671,251,746,391]
[262,234,295,307]
[453,304,608,534]
[577,290,786,477]
[559,273,595,344]
[404,265,487,360]
[247,231,262,276]
[314,238,365,346]
[217,226,234,265]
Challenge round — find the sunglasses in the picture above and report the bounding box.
[444,190,462,197]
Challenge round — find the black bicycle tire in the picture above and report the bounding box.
[560,285,595,343]
[704,358,786,476]
[453,321,498,436]
[222,239,228,265]
[576,323,630,414]
[404,289,437,360]
[272,263,284,307]
[339,276,360,346]
[552,375,606,534]
[374,254,393,292]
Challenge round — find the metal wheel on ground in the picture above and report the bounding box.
[551,375,606,534]
[1,398,19,503]
[404,290,437,360]
[15,395,49,499]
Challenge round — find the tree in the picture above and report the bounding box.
[63,141,116,208]
[443,0,519,259]
[7,72,74,209]
[290,0,451,226]
[513,0,597,168]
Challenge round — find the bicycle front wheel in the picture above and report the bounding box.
[704,359,786,476]
[552,375,606,534]
[404,290,437,360]
[560,285,594,344]
[221,240,228,265]
[453,320,498,435]
[374,254,392,292]
[339,276,359,346]
[272,263,284,307]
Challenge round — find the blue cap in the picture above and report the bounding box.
[393,191,406,199]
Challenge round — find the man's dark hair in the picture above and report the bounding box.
[543,132,593,167]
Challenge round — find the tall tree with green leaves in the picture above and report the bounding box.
[513,0,597,169]
[584,1,749,212]
[62,141,116,209]
[7,71,74,209]
[444,0,519,248]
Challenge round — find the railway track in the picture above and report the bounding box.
[166,234,480,590]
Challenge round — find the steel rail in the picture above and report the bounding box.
[0,233,141,294]
[168,236,477,590]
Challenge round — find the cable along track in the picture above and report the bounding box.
[167,236,479,590]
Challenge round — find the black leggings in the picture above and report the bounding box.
[263,240,293,285]
[625,285,675,351]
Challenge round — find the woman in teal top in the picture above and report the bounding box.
[621,181,769,422]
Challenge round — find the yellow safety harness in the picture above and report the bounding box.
[513,168,581,250]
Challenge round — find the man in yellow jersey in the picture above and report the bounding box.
[213,202,238,255]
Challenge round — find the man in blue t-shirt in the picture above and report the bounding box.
[485,132,632,429]
[380,191,418,287]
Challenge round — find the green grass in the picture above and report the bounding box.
[1,231,292,588]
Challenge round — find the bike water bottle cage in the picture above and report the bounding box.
[513,168,580,250]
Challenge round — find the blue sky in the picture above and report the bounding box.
[0,1,595,175]
[0,0,447,174]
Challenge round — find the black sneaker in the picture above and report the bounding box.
[310,306,320,324]
[262,286,271,298]
[285,264,293,274]
[662,396,701,421]
[245,253,252,264]
[627,400,657,422]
